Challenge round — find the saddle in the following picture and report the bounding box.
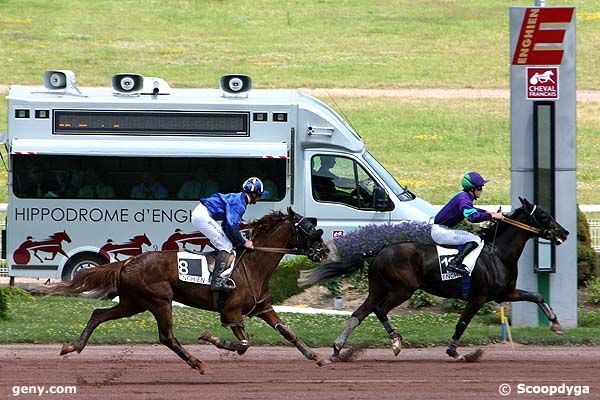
[435,244,478,281]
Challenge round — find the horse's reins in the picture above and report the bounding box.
[501,217,541,234]
[253,246,304,255]
[500,204,542,234]
[233,218,305,316]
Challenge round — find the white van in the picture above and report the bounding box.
[1,71,436,280]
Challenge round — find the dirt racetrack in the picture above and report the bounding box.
[1,344,598,400]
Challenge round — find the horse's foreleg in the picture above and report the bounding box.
[150,303,207,374]
[502,289,562,334]
[446,298,484,359]
[61,300,142,356]
[258,310,329,366]
[199,323,250,355]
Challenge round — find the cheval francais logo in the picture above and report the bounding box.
[512,7,574,66]
[527,67,559,100]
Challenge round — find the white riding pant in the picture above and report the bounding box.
[431,224,484,258]
[191,203,233,253]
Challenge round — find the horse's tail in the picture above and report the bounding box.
[299,253,370,287]
[44,260,125,296]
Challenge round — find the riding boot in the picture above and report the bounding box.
[446,241,479,276]
[211,250,235,292]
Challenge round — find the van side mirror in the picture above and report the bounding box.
[373,187,390,211]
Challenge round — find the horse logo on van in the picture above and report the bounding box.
[161,224,250,251]
[161,229,215,251]
[100,234,152,261]
[13,231,72,265]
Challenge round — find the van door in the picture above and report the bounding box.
[304,151,392,241]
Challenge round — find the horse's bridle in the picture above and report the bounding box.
[501,204,560,240]
[251,215,325,260]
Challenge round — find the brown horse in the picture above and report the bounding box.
[48,208,330,373]
[301,198,569,361]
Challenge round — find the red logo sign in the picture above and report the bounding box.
[512,7,573,65]
[527,67,558,100]
[332,230,344,239]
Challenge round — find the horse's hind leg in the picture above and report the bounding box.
[61,297,143,355]
[333,290,384,358]
[374,291,414,356]
[149,303,207,374]
[446,298,485,359]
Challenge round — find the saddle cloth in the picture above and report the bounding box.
[177,251,235,285]
[436,245,479,281]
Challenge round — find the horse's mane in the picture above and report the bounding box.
[248,210,289,237]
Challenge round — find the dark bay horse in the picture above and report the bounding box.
[301,198,569,360]
[48,208,330,373]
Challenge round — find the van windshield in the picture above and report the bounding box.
[363,152,415,201]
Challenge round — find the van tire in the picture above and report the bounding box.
[62,253,108,282]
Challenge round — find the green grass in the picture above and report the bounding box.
[0,0,599,89]
[1,296,600,347]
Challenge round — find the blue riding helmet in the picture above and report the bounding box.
[461,172,489,190]
[242,177,268,197]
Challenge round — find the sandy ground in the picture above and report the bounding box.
[0,343,598,400]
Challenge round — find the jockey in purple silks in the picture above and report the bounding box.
[431,172,504,276]
[191,177,267,291]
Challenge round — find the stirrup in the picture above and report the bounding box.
[211,278,236,292]
[446,263,468,276]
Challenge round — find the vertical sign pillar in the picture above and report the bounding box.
[510,6,577,327]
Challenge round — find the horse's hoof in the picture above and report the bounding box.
[446,348,459,358]
[60,343,76,355]
[551,323,564,335]
[391,337,402,356]
[236,342,249,355]
[316,356,331,366]
[191,359,208,374]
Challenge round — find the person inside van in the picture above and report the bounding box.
[130,171,169,199]
[177,168,219,200]
[191,177,266,291]
[431,171,504,276]
[19,164,59,198]
[312,156,355,203]
[77,169,115,199]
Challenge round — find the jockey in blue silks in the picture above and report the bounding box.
[191,177,267,291]
[431,172,504,276]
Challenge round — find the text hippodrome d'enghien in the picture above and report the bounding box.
[512,7,574,66]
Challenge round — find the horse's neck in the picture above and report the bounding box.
[247,222,292,290]
[494,223,532,267]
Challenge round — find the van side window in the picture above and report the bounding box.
[311,155,377,209]
[12,155,286,202]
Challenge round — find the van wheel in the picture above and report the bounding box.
[62,253,107,281]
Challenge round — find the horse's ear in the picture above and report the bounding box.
[287,206,295,216]
[519,196,524,205]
